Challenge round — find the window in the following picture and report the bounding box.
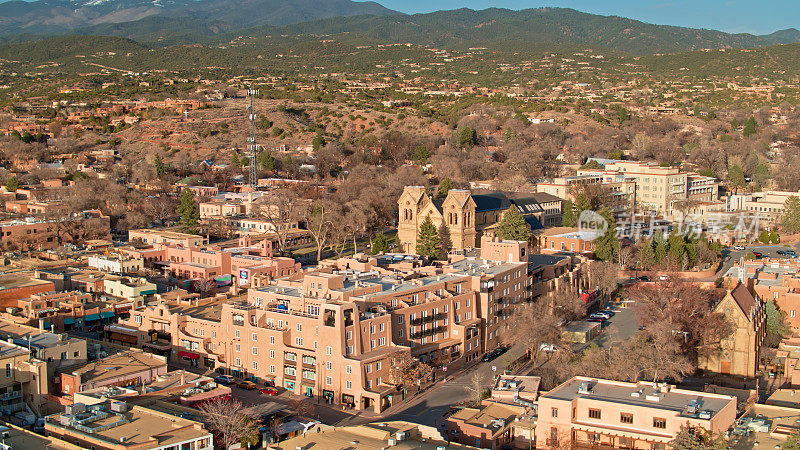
[252,361,258,371]
[270,350,275,359]
[295,337,303,346]
[234,330,240,338]
[397,316,404,324]
[621,413,633,424]
[346,331,352,340]
[366,364,372,374]
[269,336,275,344]
[653,418,667,429]
[134,315,142,324]
[252,347,257,355]
[252,332,257,341]
[285,352,297,361]
[302,355,316,365]
[234,358,240,367]
[60,352,67,360]
[234,343,240,352]
[376,361,381,371]
[285,366,296,376]
[345,380,352,389]
[588,409,601,420]
[326,376,332,385]
[326,346,332,355]
[326,361,333,370]
[270,365,275,373]
[302,370,315,380]
[346,365,352,374]
[551,408,558,418]
[297,323,302,332]
[398,329,404,338]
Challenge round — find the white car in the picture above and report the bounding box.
[590,312,611,320]
[733,245,746,250]
[539,343,559,352]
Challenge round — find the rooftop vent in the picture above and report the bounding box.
[578,381,592,394]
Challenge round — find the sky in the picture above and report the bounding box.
[371,0,799,35]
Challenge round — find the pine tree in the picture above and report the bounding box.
[5,176,19,193]
[438,223,453,259]
[743,116,758,137]
[667,233,686,267]
[593,209,618,262]
[436,178,454,199]
[372,232,390,254]
[765,298,791,347]
[639,240,656,270]
[153,154,166,176]
[416,216,441,259]
[177,188,200,235]
[258,151,275,171]
[562,200,575,227]
[495,207,530,241]
[782,196,800,233]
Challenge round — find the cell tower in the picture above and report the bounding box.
[246,86,259,187]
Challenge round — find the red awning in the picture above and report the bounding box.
[177,351,200,360]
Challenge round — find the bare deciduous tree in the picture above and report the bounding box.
[198,397,258,450]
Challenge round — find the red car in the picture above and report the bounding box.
[260,386,279,396]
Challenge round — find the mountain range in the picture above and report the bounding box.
[0,0,798,55]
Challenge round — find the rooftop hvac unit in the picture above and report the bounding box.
[60,414,74,426]
[698,410,712,420]
[387,438,397,446]
[110,401,127,413]
[66,403,86,415]
[578,381,591,394]
[395,431,406,441]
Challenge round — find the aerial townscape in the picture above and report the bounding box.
[2,0,800,449]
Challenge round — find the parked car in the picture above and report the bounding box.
[214,375,234,385]
[539,343,559,352]
[657,275,669,281]
[179,412,198,420]
[599,310,616,317]
[587,317,605,323]
[636,276,650,282]
[590,312,611,320]
[237,380,257,390]
[752,251,763,259]
[733,245,746,250]
[260,386,280,396]
[481,347,508,362]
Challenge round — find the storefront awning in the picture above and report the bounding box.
[85,314,101,321]
[177,351,200,360]
[100,311,115,319]
[63,318,75,325]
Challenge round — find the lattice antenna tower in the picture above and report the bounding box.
[247,86,259,187]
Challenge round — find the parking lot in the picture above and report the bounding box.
[586,299,641,349]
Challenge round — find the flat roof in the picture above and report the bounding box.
[68,350,166,384]
[543,377,734,419]
[0,423,75,449]
[272,421,472,449]
[731,404,800,450]
[46,404,211,448]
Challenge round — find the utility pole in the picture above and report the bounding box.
[247,85,259,188]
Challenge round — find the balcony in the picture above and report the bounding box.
[0,391,21,401]
[410,313,447,326]
[410,325,446,339]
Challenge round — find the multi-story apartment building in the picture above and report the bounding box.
[574,160,719,219]
[117,239,579,413]
[536,377,737,449]
[727,190,800,226]
[0,339,48,417]
[398,187,563,253]
[698,284,766,377]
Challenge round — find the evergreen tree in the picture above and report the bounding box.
[412,145,431,163]
[153,154,166,176]
[177,188,200,235]
[593,209,618,262]
[654,239,668,265]
[495,207,530,241]
[765,299,791,347]
[639,240,656,270]
[312,133,326,152]
[372,232,390,254]
[743,116,758,137]
[230,154,242,168]
[667,233,686,267]
[769,230,780,244]
[562,200,575,227]
[436,178,454,199]
[782,196,800,233]
[438,223,453,259]
[5,176,19,193]
[416,215,441,259]
[456,127,478,148]
[727,164,746,189]
[758,230,771,244]
[258,151,276,171]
